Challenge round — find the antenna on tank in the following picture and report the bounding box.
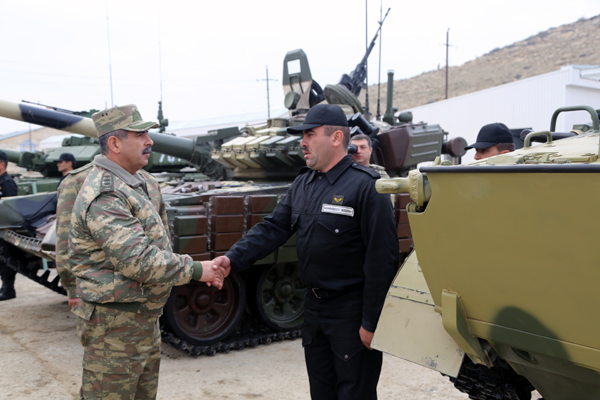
[257,66,277,118]
[376,0,383,120]
[364,0,370,120]
[158,10,163,104]
[105,0,114,108]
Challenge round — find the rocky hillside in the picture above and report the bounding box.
[359,15,600,113]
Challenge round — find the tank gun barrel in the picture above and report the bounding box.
[0,99,98,138]
[0,148,24,164]
[0,99,240,171]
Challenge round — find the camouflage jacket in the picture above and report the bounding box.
[69,155,198,316]
[55,163,93,298]
[368,163,390,179]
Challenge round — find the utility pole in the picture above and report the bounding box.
[257,66,277,118]
[445,28,450,100]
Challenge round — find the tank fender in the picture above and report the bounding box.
[372,251,465,377]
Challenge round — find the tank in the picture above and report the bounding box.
[371,105,600,400]
[0,47,466,356]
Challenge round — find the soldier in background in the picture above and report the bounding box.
[55,163,92,308]
[0,150,19,301]
[55,152,75,185]
[350,134,389,178]
[69,104,226,399]
[465,123,515,160]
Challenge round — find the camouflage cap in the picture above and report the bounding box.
[92,105,158,137]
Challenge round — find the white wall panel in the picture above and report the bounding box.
[401,66,600,163]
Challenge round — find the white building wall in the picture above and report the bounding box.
[403,66,600,163]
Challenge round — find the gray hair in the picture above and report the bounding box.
[99,129,129,155]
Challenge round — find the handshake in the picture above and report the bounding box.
[196,256,232,289]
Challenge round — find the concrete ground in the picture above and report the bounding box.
[0,277,476,400]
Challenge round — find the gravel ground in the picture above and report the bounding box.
[0,277,476,400]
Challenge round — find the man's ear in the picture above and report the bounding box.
[331,130,344,147]
[107,135,121,154]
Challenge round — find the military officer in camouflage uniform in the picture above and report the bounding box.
[56,163,93,308]
[350,134,389,178]
[69,104,225,400]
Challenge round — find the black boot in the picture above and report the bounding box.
[0,264,16,301]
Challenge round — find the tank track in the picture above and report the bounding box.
[0,238,67,296]
[160,314,302,356]
[449,356,534,400]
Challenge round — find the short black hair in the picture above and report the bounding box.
[495,142,515,152]
[351,134,372,149]
[323,125,350,148]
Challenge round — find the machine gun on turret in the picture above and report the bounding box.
[338,8,390,97]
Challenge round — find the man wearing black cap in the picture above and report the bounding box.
[0,150,18,301]
[55,152,75,184]
[465,123,515,160]
[213,104,399,399]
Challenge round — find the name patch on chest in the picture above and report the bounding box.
[322,203,354,217]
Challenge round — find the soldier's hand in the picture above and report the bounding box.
[68,298,80,308]
[200,261,225,289]
[359,326,375,350]
[213,256,232,278]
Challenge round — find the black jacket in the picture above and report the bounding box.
[226,155,399,332]
[0,172,18,198]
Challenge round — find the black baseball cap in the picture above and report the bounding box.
[0,150,8,163]
[56,153,75,164]
[465,123,513,150]
[287,104,348,134]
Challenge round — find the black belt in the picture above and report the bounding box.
[308,282,363,300]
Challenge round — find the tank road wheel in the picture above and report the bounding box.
[161,274,246,346]
[249,262,305,331]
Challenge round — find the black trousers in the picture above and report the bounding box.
[302,290,383,400]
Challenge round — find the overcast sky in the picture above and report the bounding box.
[1,0,599,135]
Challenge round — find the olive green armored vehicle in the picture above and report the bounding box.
[0,45,465,355]
[372,105,600,400]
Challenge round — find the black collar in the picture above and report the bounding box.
[306,155,353,185]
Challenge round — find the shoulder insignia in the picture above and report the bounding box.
[351,163,380,178]
[69,163,93,175]
[100,172,114,193]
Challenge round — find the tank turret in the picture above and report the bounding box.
[372,105,600,399]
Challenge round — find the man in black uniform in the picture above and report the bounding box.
[214,104,399,400]
[55,152,75,185]
[0,150,19,301]
[465,123,515,160]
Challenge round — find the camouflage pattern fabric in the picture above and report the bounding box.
[92,105,158,137]
[69,160,195,317]
[368,163,390,179]
[55,163,93,298]
[75,303,161,400]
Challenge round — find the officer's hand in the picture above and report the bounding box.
[213,256,232,278]
[359,326,374,350]
[68,298,80,308]
[200,261,225,289]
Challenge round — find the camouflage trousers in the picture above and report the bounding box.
[75,303,161,400]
